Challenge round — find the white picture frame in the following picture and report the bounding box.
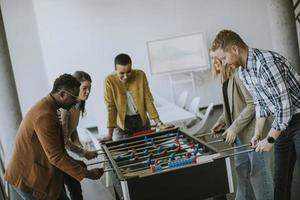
[147,32,210,75]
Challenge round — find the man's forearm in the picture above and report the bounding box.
[255,117,266,136]
[267,128,281,140]
[256,117,281,140]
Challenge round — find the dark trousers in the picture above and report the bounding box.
[213,195,227,200]
[113,115,150,141]
[124,114,150,134]
[64,173,83,200]
[274,113,300,200]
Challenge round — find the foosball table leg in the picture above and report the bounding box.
[105,171,113,188]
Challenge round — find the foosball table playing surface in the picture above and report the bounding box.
[101,128,234,200]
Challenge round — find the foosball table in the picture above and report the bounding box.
[101,128,234,200]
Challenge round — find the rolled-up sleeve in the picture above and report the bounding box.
[239,69,269,119]
[255,100,271,118]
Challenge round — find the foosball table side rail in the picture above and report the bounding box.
[115,156,234,200]
[101,128,235,200]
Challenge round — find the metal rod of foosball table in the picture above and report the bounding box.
[96,149,104,152]
[195,132,213,138]
[107,132,179,150]
[110,135,183,154]
[118,150,186,168]
[228,149,254,157]
[219,143,251,152]
[87,160,109,166]
[112,139,183,157]
[122,147,254,174]
[206,138,225,144]
[118,143,201,169]
[117,140,187,166]
[123,151,213,174]
[195,129,225,138]
[125,148,254,174]
[104,168,114,172]
[134,140,185,157]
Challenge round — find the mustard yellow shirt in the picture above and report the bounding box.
[104,69,159,130]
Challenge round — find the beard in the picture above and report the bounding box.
[229,58,242,68]
[228,64,238,69]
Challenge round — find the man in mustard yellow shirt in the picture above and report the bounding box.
[101,53,165,142]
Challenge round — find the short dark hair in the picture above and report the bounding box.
[211,30,247,51]
[51,73,81,94]
[114,53,132,69]
[73,71,92,83]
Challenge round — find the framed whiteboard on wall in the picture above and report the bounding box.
[147,32,210,75]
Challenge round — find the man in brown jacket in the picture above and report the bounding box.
[5,74,104,200]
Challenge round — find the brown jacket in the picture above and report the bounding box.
[5,95,87,200]
[216,72,270,144]
[104,69,159,129]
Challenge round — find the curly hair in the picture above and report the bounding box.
[51,73,81,94]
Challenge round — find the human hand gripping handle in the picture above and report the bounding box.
[99,135,112,143]
[223,128,237,145]
[84,150,98,160]
[211,122,225,138]
[255,137,274,152]
[252,118,267,149]
[86,168,104,180]
[251,132,272,152]
[100,128,114,143]
[253,129,280,152]
[154,118,175,130]
[251,133,262,148]
[158,123,175,130]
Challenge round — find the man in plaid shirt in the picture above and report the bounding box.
[211,30,300,200]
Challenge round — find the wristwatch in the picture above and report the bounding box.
[267,136,276,144]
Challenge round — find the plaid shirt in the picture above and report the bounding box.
[239,47,300,131]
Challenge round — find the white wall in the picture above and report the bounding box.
[1,0,273,135]
[294,0,300,57]
[0,0,50,116]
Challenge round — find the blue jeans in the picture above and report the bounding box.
[234,138,274,200]
[274,113,300,200]
[15,186,70,200]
